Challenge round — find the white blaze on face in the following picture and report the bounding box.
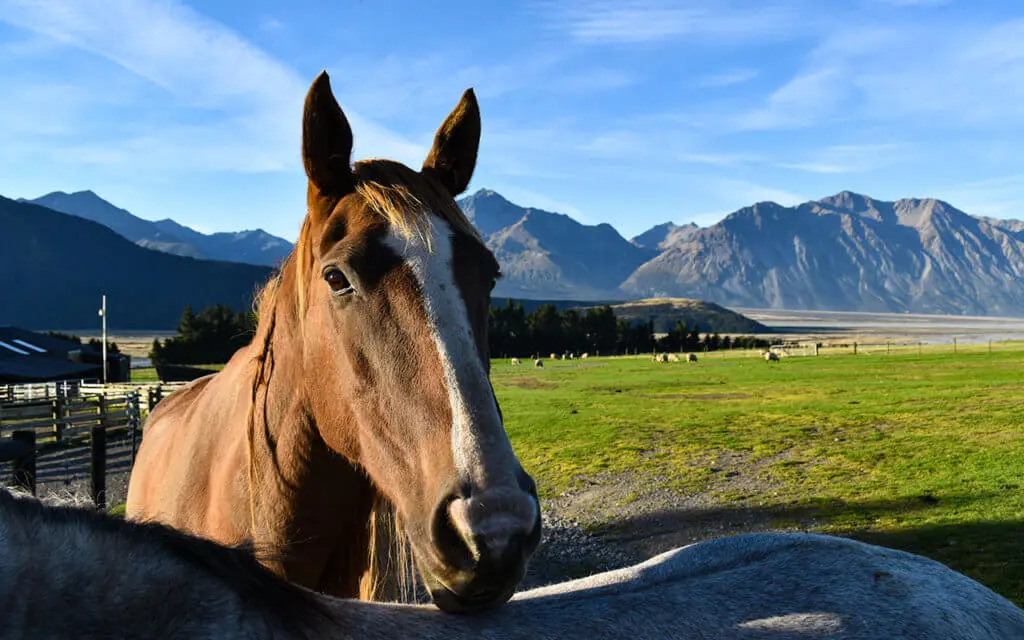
[382,218,521,491]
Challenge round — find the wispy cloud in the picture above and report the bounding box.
[540,0,803,45]
[548,0,802,44]
[258,15,284,32]
[697,68,759,87]
[0,0,421,173]
[932,175,1024,220]
[779,143,903,174]
[731,67,848,131]
[714,18,1024,135]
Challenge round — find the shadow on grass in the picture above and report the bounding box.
[589,493,1023,606]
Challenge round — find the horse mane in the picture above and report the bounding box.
[244,159,475,602]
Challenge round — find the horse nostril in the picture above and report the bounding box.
[432,495,475,571]
[516,470,538,499]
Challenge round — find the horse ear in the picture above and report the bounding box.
[302,71,354,195]
[422,88,480,197]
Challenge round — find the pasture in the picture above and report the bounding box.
[495,345,1024,605]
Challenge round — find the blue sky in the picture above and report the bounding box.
[2,0,1024,241]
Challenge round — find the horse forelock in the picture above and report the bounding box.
[253,159,481,337]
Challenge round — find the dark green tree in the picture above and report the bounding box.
[150,304,255,364]
[581,306,617,354]
[527,304,563,356]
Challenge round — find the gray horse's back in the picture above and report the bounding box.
[509,533,1024,639]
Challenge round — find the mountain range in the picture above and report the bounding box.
[460,189,1024,317]
[25,191,292,267]
[0,196,271,330]
[13,185,1024,320]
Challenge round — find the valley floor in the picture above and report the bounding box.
[739,307,1024,344]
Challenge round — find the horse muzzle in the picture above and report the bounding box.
[423,476,542,613]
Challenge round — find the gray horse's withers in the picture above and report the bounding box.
[1,490,1022,639]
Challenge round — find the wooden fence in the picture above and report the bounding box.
[78,382,187,415]
[0,381,185,508]
[0,381,81,403]
[0,381,186,413]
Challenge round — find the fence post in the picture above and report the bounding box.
[97,395,108,430]
[953,337,957,355]
[11,430,36,496]
[90,425,106,509]
[52,395,64,445]
[128,391,141,468]
[989,340,992,355]
[853,342,858,356]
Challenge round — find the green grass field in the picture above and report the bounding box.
[493,346,1024,604]
[131,364,224,382]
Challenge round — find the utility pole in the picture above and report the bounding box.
[98,295,108,384]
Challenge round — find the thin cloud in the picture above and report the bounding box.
[933,175,1024,221]
[0,0,421,173]
[697,68,759,87]
[541,0,803,45]
[731,67,848,131]
[779,143,903,174]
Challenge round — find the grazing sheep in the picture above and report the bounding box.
[765,351,780,362]
[668,354,681,362]
[550,353,557,360]
[534,359,544,368]
[687,353,698,363]
[581,353,589,359]
[510,358,521,365]
[652,353,669,363]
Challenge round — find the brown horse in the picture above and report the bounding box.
[125,71,541,613]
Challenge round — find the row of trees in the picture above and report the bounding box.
[151,302,773,364]
[489,301,771,358]
[149,304,255,365]
[653,321,769,354]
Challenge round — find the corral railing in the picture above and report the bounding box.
[78,382,187,414]
[0,381,187,414]
[0,380,81,402]
[0,380,186,508]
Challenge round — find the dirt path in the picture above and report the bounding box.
[521,452,823,589]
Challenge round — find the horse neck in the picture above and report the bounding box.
[246,299,379,597]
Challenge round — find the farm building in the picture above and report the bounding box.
[0,326,130,383]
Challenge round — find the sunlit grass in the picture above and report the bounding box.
[493,346,1024,604]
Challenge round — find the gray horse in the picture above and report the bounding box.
[0,490,1021,639]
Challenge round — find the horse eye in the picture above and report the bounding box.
[324,269,353,294]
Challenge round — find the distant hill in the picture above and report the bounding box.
[458,189,651,300]
[630,222,699,252]
[0,196,272,330]
[25,190,292,267]
[622,192,1024,316]
[580,298,769,334]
